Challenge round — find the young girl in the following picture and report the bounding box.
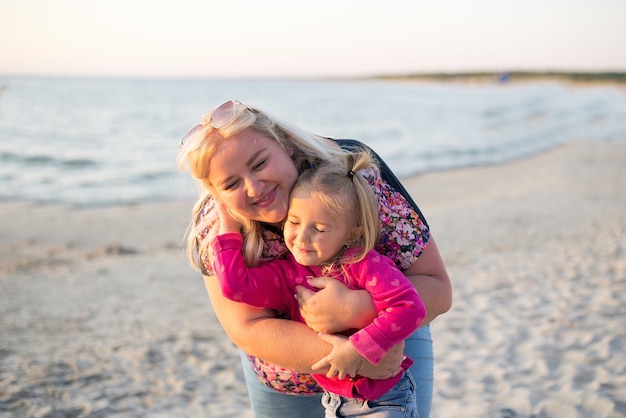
[210,150,426,416]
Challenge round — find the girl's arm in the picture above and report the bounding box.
[311,251,426,378]
[210,200,302,311]
[295,233,451,333]
[347,252,426,364]
[212,233,296,311]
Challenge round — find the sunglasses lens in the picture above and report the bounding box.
[210,100,237,129]
[180,100,249,148]
[179,124,203,148]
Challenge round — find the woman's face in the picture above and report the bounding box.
[208,128,298,224]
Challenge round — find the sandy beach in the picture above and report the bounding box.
[1,140,625,417]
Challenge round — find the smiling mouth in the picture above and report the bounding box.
[253,188,275,207]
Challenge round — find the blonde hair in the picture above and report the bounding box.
[293,149,381,268]
[177,101,345,271]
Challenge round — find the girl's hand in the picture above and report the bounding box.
[311,333,364,380]
[213,197,242,234]
[295,277,376,333]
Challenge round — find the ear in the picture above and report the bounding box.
[348,226,363,244]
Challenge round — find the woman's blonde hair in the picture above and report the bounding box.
[293,149,381,268]
[177,101,345,271]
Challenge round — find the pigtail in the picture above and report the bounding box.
[344,151,381,255]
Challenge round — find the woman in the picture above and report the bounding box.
[177,100,451,417]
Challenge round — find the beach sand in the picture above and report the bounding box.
[1,140,625,417]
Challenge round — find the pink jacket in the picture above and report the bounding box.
[212,232,426,400]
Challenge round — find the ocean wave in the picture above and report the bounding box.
[0,151,98,168]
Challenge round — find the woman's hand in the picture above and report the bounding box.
[357,340,405,380]
[295,277,377,334]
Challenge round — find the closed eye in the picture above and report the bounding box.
[223,179,240,191]
[252,159,267,171]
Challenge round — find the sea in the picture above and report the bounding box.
[1,76,625,207]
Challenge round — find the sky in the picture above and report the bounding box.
[1,0,626,79]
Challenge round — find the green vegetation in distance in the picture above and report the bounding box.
[367,71,626,85]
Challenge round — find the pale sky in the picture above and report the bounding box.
[1,0,625,79]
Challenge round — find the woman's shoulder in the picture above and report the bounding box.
[334,138,428,228]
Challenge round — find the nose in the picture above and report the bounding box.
[245,176,265,198]
[295,226,310,244]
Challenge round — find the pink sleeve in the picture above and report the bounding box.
[347,250,426,365]
[211,233,298,312]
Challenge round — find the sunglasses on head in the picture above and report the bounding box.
[179,100,252,148]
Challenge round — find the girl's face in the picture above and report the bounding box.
[208,128,298,224]
[283,188,350,266]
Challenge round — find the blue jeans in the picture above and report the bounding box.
[240,325,433,418]
[322,372,417,417]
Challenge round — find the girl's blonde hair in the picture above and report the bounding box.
[293,149,381,267]
[176,101,345,271]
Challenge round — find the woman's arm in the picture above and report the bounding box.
[204,273,403,378]
[204,273,327,372]
[402,235,452,325]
